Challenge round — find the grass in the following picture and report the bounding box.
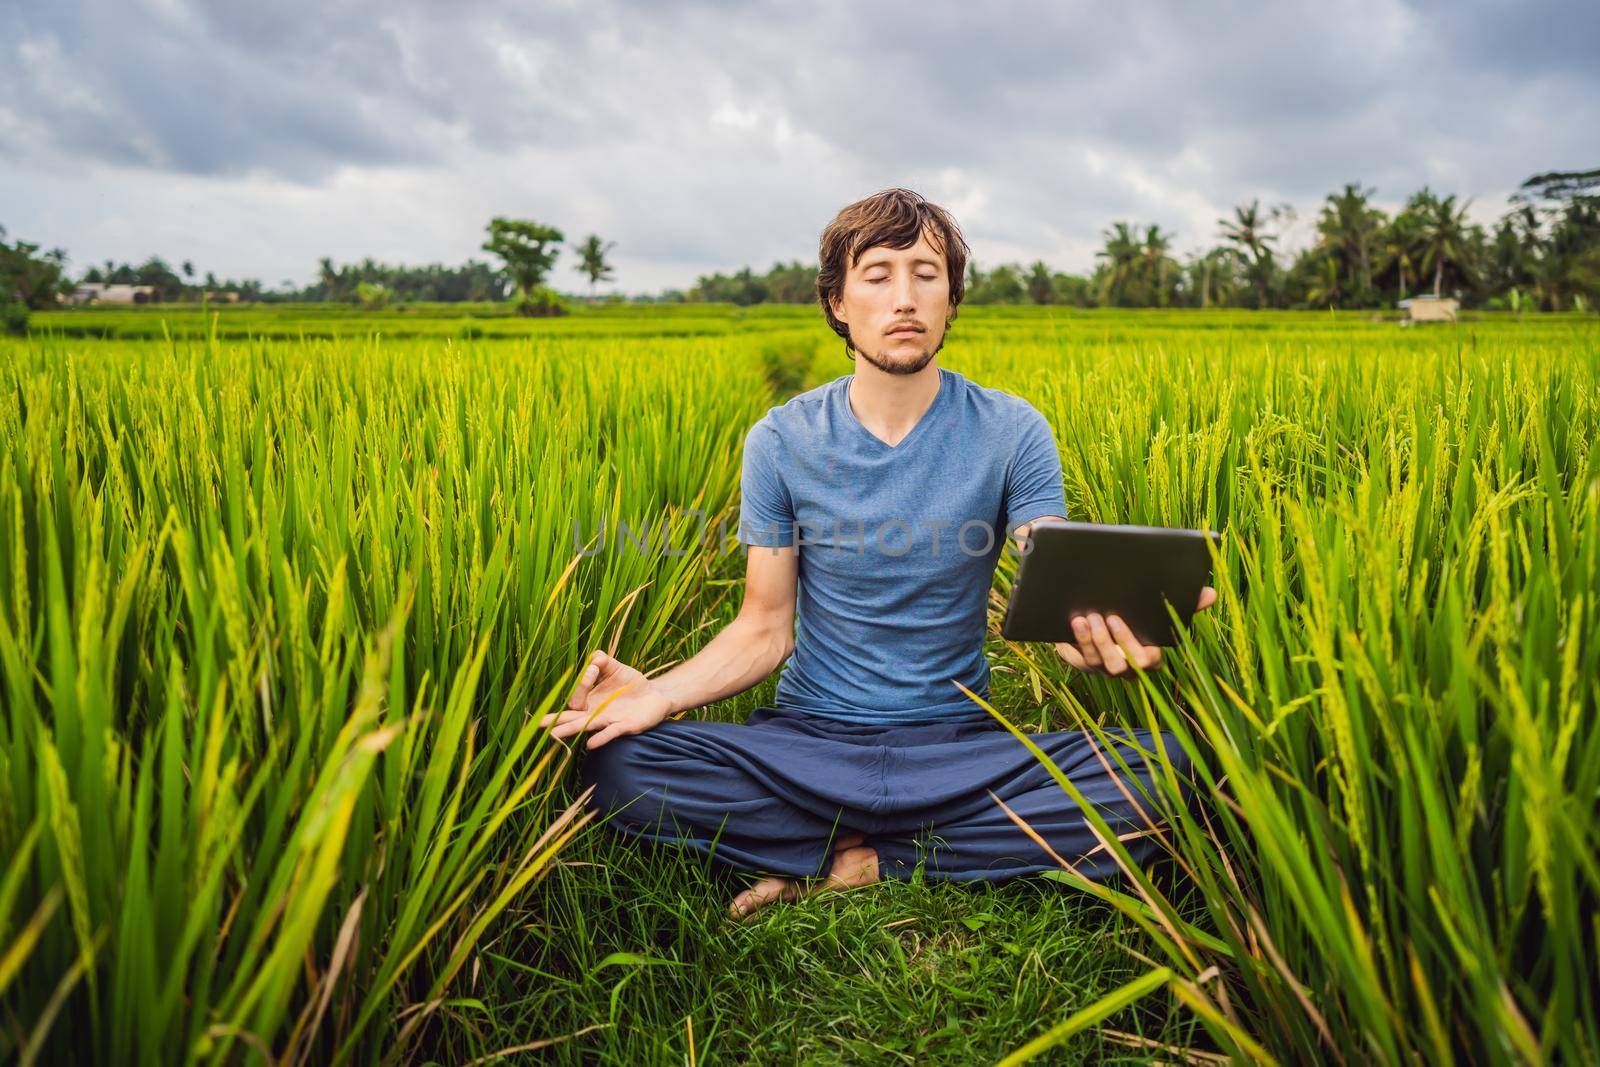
[1,306,1596,1064]
[420,611,1204,1066]
[0,330,776,1063]
[975,320,1600,1064]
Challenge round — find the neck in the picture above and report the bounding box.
[847,358,941,447]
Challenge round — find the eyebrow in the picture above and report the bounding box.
[859,257,943,271]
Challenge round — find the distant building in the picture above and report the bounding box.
[202,290,241,303]
[71,283,159,306]
[1398,295,1458,323]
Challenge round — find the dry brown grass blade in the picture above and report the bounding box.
[460,1022,613,1066]
[1100,1027,1233,1064]
[603,580,653,658]
[290,887,367,1067]
[1077,724,1198,884]
[1080,816,1203,975]
[987,787,1081,875]
[1245,904,1338,1061]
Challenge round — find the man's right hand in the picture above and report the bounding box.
[538,650,674,750]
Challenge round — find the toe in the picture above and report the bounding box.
[728,876,799,921]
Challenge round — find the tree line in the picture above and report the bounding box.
[683,168,1598,313]
[1084,169,1597,312]
[4,168,1595,330]
[66,221,619,312]
[0,217,622,326]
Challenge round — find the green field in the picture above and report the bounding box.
[1,306,1596,1064]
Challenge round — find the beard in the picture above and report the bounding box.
[856,331,946,375]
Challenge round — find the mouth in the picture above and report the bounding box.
[887,326,924,338]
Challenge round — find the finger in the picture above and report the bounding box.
[1089,614,1127,675]
[567,652,604,710]
[540,707,588,730]
[1107,615,1158,671]
[1070,616,1103,669]
[1053,640,1089,671]
[552,711,606,741]
[1197,586,1217,611]
[587,722,629,749]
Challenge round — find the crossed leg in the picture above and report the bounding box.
[577,715,1187,918]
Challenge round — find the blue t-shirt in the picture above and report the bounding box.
[738,365,1066,724]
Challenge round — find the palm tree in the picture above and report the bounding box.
[1413,189,1475,297]
[1096,222,1142,306]
[1140,225,1176,307]
[1187,248,1241,308]
[1219,201,1279,308]
[318,257,342,302]
[1026,261,1053,304]
[1306,256,1344,309]
[1377,215,1421,304]
[573,234,617,299]
[1317,183,1383,302]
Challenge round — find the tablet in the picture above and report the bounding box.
[999,520,1222,646]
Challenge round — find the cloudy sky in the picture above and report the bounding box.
[4,0,1596,294]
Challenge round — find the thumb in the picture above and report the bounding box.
[1053,641,1088,671]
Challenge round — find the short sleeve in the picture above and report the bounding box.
[1001,407,1066,533]
[737,421,796,547]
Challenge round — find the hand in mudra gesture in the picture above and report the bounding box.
[1053,586,1218,677]
[537,650,674,750]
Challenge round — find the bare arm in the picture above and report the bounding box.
[651,543,798,714]
[542,542,798,747]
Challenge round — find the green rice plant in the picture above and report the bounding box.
[0,330,775,1063]
[958,322,1600,1063]
[4,309,1596,1064]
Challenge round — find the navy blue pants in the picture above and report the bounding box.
[578,705,1191,883]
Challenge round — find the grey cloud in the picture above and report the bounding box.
[1405,0,1600,78]
[4,0,615,177]
[2,0,1595,288]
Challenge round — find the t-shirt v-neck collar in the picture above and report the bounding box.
[841,367,950,452]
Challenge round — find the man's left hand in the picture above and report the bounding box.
[1052,586,1217,677]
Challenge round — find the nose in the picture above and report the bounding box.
[891,272,916,313]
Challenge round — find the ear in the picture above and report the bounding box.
[830,293,847,323]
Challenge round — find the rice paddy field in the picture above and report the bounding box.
[1,305,1597,1064]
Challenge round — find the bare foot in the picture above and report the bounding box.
[728,832,879,922]
[726,874,803,920]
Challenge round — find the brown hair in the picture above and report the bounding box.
[816,187,971,359]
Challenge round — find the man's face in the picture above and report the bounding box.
[829,228,953,375]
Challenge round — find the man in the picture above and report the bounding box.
[540,188,1214,920]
